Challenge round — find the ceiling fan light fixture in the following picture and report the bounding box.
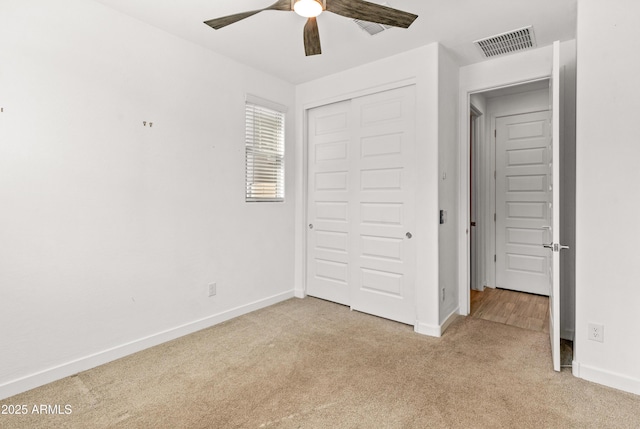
[294,0,323,18]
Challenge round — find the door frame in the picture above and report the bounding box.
[469,104,483,291]
[458,71,553,315]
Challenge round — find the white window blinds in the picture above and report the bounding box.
[245,97,285,202]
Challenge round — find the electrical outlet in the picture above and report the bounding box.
[588,323,604,342]
[208,283,217,297]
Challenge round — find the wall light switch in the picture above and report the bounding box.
[440,210,447,224]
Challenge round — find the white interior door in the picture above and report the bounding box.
[495,110,552,296]
[548,41,564,372]
[350,86,416,325]
[306,86,416,325]
[306,100,352,305]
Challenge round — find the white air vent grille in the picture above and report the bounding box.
[354,19,391,36]
[474,26,537,58]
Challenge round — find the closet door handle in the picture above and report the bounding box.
[543,243,570,251]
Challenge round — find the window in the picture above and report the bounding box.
[245,95,286,202]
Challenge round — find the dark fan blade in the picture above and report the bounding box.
[204,0,292,30]
[304,17,322,56]
[204,10,262,29]
[326,0,417,28]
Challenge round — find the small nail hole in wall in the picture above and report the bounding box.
[143,121,147,126]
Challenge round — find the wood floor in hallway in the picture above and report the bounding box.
[470,287,549,334]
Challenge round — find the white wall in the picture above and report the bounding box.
[295,44,443,335]
[574,0,640,395]
[0,0,296,399]
[486,88,550,116]
[438,47,460,324]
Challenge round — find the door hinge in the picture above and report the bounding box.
[494,129,497,138]
[494,170,496,179]
[494,213,496,222]
[494,254,497,262]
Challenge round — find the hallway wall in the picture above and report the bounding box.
[574,0,640,394]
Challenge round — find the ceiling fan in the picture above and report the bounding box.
[203,0,418,56]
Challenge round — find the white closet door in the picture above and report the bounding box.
[307,85,416,325]
[306,100,352,305]
[350,86,416,325]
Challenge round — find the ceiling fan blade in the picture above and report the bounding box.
[204,10,262,29]
[303,17,322,56]
[326,0,418,28]
[204,0,292,30]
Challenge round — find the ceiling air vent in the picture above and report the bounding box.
[353,19,391,36]
[353,1,393,36]
[474,26,537,58]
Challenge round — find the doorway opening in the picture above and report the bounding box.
[466,75,574,367]
[458,42,576,372]
[469,80,550,288]
[468,79,553,333]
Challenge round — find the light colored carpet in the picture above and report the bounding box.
[1,297,639,428]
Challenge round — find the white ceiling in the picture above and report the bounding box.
[93,0,577,84]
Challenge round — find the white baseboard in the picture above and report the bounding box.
[414,321,441,337]
[572,360,640,396]
[440,308,460,335]
[0,290,295,401]
[414,308,460,338]
[294,288,305,299]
